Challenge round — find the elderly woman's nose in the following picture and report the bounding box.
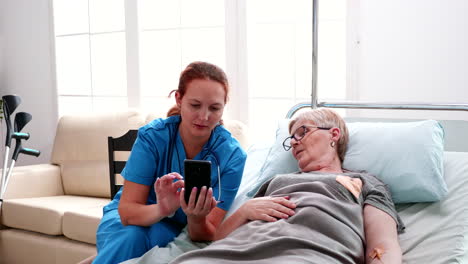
[291,137,300,145]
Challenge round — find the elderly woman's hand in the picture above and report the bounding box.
[240,196,296,222]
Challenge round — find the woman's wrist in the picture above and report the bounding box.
[153,203,175,219]
[187,214,207,224]
[239,202,251,221]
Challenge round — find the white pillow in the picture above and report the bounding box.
[247,119,447,204]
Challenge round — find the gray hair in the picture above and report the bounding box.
[289,108,349,162]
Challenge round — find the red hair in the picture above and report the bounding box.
[167,61,229,117]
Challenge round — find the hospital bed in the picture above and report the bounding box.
[229,102,468,264]
[125,104,468,264]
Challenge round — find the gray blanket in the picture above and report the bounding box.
[170,172,403,264]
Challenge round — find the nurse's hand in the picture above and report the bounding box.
[180,186,217,220]
[154,173,184,217]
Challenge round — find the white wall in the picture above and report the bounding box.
[351,0,468,120]
[1,0,58,166]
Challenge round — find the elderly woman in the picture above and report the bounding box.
[170,108,404,264]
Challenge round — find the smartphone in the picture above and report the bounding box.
[183,159,212,204]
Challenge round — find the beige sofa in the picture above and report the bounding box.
[0,110,249,264]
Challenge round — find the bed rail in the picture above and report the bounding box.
[286,102,468,118]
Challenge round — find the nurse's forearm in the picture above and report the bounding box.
[187,216,217,241]
[187,207,227,241]
[118,202,168,227]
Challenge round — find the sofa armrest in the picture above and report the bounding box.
[0,164,64,227]
[1,164,64,199]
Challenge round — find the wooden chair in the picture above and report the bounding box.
[107,130,138,199]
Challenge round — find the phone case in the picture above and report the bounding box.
[183,159,211,204]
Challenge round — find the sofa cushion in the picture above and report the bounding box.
[0,229,57,264]
[0,228,96,264]
[63,206,103,244]
[52,109,147,164]
[1,195,109,235]
[1,164,64,199]
[61,160,110,198]
[51,110,147,197]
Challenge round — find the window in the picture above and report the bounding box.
[246,0,348,140]
[54,0,127,115]
[137,0,226,117]
[53,0,350,141]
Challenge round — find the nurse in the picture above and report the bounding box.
[92,61,247,264]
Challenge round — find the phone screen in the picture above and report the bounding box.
[183,159,211,204]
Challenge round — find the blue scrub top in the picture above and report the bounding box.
[104,115,247,214]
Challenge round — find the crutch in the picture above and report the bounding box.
[1,95,21,199]
[2,131,40,195]
[0,112,39,204]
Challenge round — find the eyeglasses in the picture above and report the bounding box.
[282,125,331,151]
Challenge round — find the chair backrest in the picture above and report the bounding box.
[108,130,138,199]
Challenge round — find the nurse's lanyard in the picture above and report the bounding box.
[167,123,222,202]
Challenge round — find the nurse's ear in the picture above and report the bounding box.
[175,91,182,107]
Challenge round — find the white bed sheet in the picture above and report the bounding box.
[398,151,468,264]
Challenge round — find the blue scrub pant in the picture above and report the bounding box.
[92,209,186,264]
